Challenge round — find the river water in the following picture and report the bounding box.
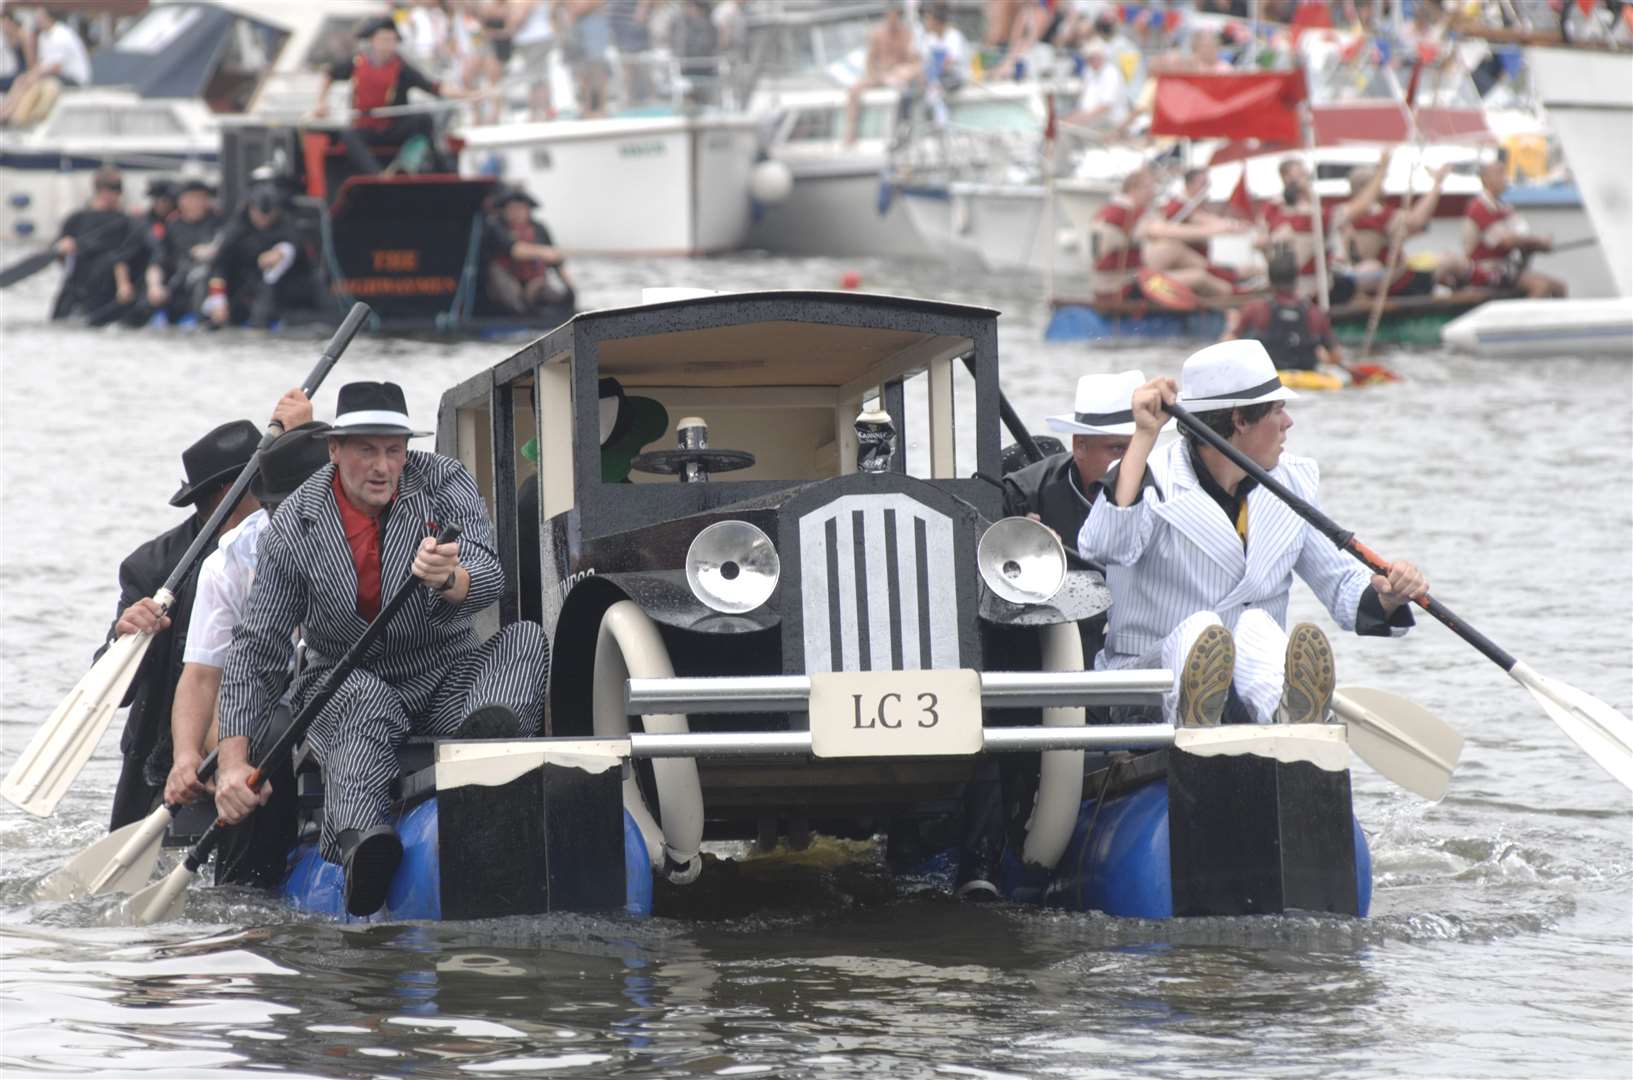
[1,253,1629,1079]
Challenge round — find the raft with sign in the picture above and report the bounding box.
[213,291,1376,921]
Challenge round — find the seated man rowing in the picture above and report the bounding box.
[1078,341,1427,728]
[1089,168,1240,305]
[1462,158,1565,299]
[215,381,551,916]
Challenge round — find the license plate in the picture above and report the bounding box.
[809,669,982,759]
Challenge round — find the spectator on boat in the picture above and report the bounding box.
[215,381,552,917]
[203,184,314,330]
[507,0,559,120]
[566,0,613,119]
[1063,39,1129,134]
[313,15,457,176]
[1462,158,1565,299]
[917,2,969,126]
[99,398,308,831]
[485,187,575,315]
[0,6,89,127]
[674,0,720,105]
[1079,343,1427,729]
[844,5,919,145]
[165,416,328,888]
[142,179,222,327]
[49,167,143,326]
[0,10,34,95]
[1224,250,1343,373]
[1343,160,1461,299]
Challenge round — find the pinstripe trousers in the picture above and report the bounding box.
[307,621,547,862]
[1154,609,1289,725]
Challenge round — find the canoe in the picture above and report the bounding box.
[1046,289,1517,346]
[1279,368,1346,391]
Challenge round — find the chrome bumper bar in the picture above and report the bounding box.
[625,670,1172,716]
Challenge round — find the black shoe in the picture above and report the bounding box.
[455,704,521,740]
[338,826,403,917]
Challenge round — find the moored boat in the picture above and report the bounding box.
[1441,296,1633,358]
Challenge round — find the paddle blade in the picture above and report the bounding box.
[1333,687,1464,801]
[0,248,56,289]
[115,862,197,927]
[1137,269,1200,312]
[1509,662,1633,792]
[1,630,155,817]
[34,805,174,901]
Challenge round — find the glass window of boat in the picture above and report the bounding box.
[947,98,1035,133]
[205,18,292,115]
[596,321,975,483]
[303,16,365,72]
[117,107,187,137]
[788,107,836,142]
[112,4,207,54]
[45,106,114,138]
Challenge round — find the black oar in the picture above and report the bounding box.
[120,525,461,925]
[1166,400,1633,792]
[1,302,374,819]
[0,215,138,289]
[961,353,1045,464]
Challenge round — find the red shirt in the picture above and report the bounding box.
[332,470,385,620]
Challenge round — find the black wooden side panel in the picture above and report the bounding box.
[540,762,626,912]
[1168,750,1285,917]
[1276,760,1359,916]
[439,769,549,920]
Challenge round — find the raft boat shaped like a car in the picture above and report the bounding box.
[262,290,1371,921]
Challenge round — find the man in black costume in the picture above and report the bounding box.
[143,179,221,327]
[204,184,313,329]
[50,167,142,325]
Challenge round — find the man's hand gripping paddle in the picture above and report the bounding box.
[2,303,374,819]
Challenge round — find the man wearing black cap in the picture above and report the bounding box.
[216,381,550,916]
[50,166,143,325]
[103,389,313,830]
[165,421,332,887]
[484,187,574,315]
[204,184,312,329]
[143,178,222,327]
[314,15,455,175]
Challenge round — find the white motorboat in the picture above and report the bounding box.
[1442,44,1633,358]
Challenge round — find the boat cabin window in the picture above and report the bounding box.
[112,5,208,54]
[303,17,365,73]
[45,107,113,139]
[595,320,974,486]
[118,107,188,137]
[947,98,1037,132]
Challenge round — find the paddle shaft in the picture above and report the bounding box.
[1164,402,1518,672]
[0,214,134,289]
[152,303,371,602]
[962,354,1044,464]
[176,524,461,875]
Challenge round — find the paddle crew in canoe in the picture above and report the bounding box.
[1078,340,1429,729]
[1460,158,1566,300]
[162,421,335,888]
[213,381,551,917]
[105,389,314,831]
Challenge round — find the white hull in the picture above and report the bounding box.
[745,161,932,259]
[1441,297,1633,357]
[900,182,1088,277]
[1525,46,1633,298]
[459,115,760,256]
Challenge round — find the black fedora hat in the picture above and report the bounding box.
[252,421,333,504]
[169,419,259,508]
[328,381,432,438]
[495,186,539,209]
[178,178,216,197]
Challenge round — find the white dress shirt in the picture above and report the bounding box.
[183,508,269,667]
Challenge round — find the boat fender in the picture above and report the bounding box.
[592,600,705,884]
[1020,621,1087,869]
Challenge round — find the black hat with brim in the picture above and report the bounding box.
[327,381,433,438]
[146,178,176,199]
[496,187,539,209]
[170,419,260,507]
[178,178,216,197]
[253,421,333,503]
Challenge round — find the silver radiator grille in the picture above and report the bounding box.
[797,492,959,673]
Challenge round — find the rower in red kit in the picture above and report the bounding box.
[1462,158,1565,299]
[313,15,461,176]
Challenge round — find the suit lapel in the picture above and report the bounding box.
[1219,468,1302,609]
[381,456,431,599]
[1151,445,1247,578]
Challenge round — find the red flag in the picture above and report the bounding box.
[1228,167,1254,220]
[1290,0,1333,44]
[1151,71,1309,142]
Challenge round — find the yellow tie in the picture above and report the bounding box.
[1235,498,1249,546]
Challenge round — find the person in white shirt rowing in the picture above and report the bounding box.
[1077,340,1429,728]
[162,420,333,887]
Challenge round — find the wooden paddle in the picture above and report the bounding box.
[0,302,373,819]
[118,525,460,926]
[1166,400,1633,793]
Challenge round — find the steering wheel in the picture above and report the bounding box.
[630,448,756,476]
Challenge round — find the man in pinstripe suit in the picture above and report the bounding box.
[214,382,549,916]
[1079,341,1428,728]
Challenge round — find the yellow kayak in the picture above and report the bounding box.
[1277,369,1347,391]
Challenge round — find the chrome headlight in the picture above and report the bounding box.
[685,520,780,614]
[977,516,1066,605]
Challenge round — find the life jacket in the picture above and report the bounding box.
[1090,197,1145,298]
[1266,200,1335,296]
[497,220,547,282]
[1253,296,1321,371]
[1345,203,1395,263]
[352,53,403,132]
[1463,190,1518,282]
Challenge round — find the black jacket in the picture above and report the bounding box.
[1001,452,1104,572]
[99,515,213,828]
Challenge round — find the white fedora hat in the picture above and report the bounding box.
[1177,340,1298,411]
[1046,369,1169,436]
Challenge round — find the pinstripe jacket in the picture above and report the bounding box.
[1077,439,1410,666]
[218,452,503,742]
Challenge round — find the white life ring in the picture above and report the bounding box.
[591,600,704,884]
[1020,621,1087,869]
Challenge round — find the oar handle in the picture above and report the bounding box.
[155,303,373,600]
[179,524,463,875]
[1164,401,1519,672]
